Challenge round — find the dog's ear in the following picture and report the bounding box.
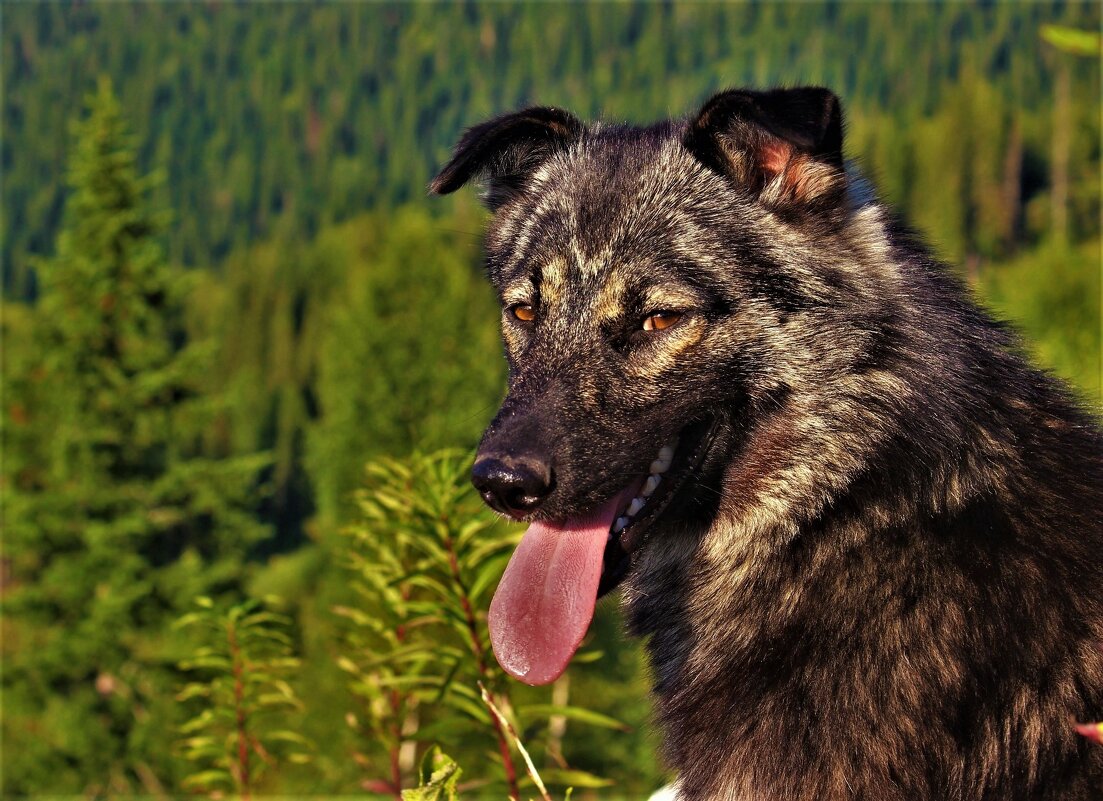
[684,87,846,210]
[430,107,585,210]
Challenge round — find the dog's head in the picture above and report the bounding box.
[431,88,857,684]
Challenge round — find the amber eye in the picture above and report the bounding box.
[510,303,536,322]
[642,311,682,332]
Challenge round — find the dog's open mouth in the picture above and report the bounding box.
[488,417,717,685]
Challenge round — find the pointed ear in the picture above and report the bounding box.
[684,87,846,210]
[430,106,585,210]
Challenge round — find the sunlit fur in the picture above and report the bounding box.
[432,88,1103,800]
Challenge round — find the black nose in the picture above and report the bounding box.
[471,456,555,517]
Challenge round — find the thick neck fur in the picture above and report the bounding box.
[622,206,1103,801]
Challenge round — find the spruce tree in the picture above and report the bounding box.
[1,78,269,795]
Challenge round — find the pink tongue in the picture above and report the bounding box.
[488,492,628,685]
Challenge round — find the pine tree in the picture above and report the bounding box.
[1,78,270,795]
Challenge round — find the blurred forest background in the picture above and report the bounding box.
[2,2,1100,798]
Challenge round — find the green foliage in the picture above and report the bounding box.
[172,202,504,535]
[1041,25,1103,57]
[402,748,462,801]
[305,207,504,523]
[1,78,269,796]
[175,596,312,797]
[334,450,614,796]
[974,239,1102,401]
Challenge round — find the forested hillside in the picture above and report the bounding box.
[2,3,1100,797]
[4,1,1100,292]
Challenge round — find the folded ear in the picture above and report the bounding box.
[684,87,846,210]
[430,106,585,210]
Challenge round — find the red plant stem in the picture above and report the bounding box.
[228,619,251,801]
[484,690,521,801]
[442,534,520,801]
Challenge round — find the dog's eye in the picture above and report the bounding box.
[642,311,682,332]
[510,303,536,322]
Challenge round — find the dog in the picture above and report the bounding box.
[430,87,1103,800]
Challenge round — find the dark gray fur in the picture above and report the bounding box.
[432,88,1103,800]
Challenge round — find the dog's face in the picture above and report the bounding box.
[476,129,747,523]
[431,89,856,683]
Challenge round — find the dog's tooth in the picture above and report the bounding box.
[650,458,670,474]
[643,474,661,496]
[612,516,629,533]
[628,497,645,517]
[658,445,675,462]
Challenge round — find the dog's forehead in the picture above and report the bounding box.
[487,127,731,297]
